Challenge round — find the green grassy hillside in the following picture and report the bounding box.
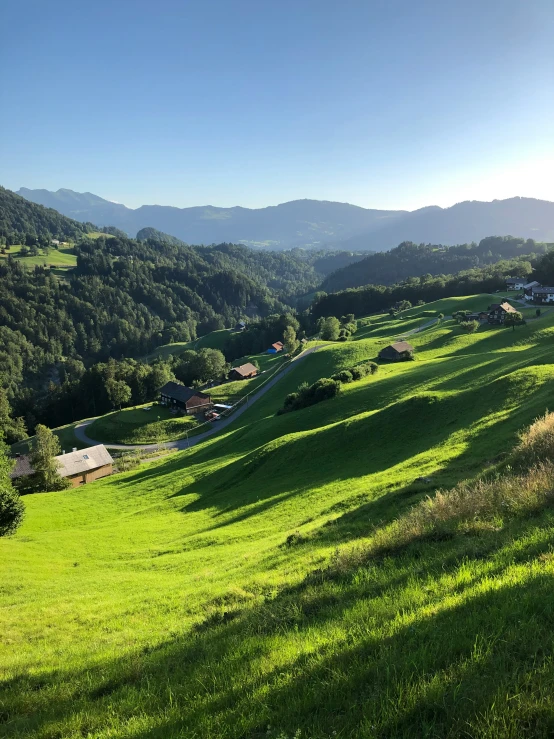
[3,300,554,737]
[0,243,77,269]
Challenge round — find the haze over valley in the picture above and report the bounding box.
[16,187,554,251]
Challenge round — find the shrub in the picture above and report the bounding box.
[0,487,25,537]
[279,377,340,413]
[460,320,479,334]
[283,392,300,411]
[332,370,353,384]
[312,378,341,403]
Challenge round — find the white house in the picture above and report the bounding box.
[506,277,526,291]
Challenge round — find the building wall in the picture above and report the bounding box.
[185,397,213,415]
[67,464,113,487]
[534,294,554,304]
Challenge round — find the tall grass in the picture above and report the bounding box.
[512,410,554,469]
[368,411,554,555]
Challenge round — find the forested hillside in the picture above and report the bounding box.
[322,236,551,292]
[0,188,365,435]
[312,257,535,318]
[0,186,94,243]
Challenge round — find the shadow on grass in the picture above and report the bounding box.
[4,520,554,738]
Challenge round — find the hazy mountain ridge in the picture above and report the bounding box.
[16,188,554,251]
[16,188,406,249]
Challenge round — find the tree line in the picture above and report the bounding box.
[321,236,550,292]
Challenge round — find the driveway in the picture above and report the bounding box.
[74,345,320,451]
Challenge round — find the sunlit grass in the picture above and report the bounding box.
[4,300,554,736]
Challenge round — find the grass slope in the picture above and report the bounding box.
[3,304,554,737]
[0,243,77,269]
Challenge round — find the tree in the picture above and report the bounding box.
[504,311,524,331]
[29,425,69,493]
[0,390,27,444]
[318,316,340,341]
[106,378,132,410]
[283,325,299,354]
[0,437,24,537]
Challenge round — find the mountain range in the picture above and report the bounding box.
[16,187,554,251]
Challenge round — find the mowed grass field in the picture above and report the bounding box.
[4,298,554,737]
[86,404,201,445]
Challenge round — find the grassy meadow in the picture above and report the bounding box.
[86,404,200,445]
[3,296,554,737]
[0,243,77,270]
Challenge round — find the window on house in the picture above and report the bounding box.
[83,454,89,460]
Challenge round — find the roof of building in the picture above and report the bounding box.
[489,301,518,313]
[271,341,284,350]
[9,455,34,479]
[236,320,246,327]
[159,381,210,403]
[230,362,258,378]
[532,286,554,293]
[384,341,414,353]
[56,445,114,477]
[506,277,524,283]
[525,281,541,289]
[10,445,114,479]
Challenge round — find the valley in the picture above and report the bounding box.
[3,297,554,737]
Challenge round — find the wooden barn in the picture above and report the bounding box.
[378,341,414,361]
[10,444,114,489]
[228,362,258,381]
[267,341,284,354]
[159,381,213,414]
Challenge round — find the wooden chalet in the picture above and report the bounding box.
[159,381,213,415]
[228,362,258,381]
[267,341,284,354]
[378,341,414,361]
[488,301,518,324]
[10,445,114,489]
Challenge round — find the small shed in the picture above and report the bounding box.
[235,320,246,332]
[228,362,258,381]
[267,341,284,354]
[159,381,213,414]
[378,341,414,361]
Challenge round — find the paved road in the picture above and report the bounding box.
[74,345,320,452]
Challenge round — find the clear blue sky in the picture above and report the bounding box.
[1,0,553,210]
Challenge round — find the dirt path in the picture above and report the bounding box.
[74,346,320,451]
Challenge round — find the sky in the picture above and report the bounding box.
[1,0,553,211]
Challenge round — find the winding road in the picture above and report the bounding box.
[74,345,320,452]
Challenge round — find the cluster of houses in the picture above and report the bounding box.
[11,444,115,488]
[506,278,554,304]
